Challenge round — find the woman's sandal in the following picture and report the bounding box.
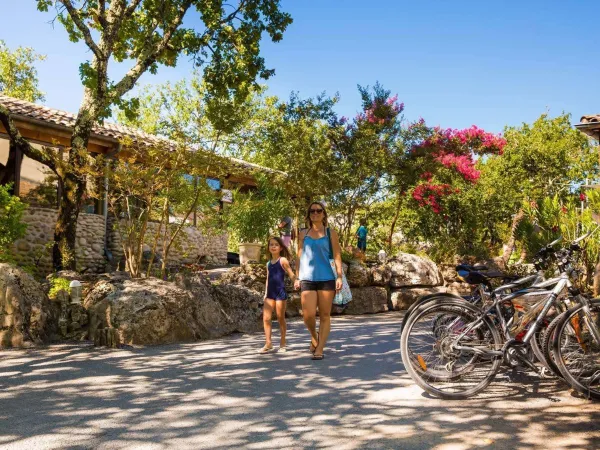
[312,353,324,360]
[309,333,319,354]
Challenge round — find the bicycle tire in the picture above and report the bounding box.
[541,312,565,378]
[401,298,503,399]
[552,299,600,400]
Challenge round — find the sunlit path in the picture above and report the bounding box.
[1,312,599,449]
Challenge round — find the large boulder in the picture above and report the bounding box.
[389,286,448,311]
[0,263,58,348]
[370,265,392,286]
[346,262,369,287]
[387,253,444,288]
[343,287,389,315]
[220,263,267,293]
[86,274,262,346]
[286,293,302,318]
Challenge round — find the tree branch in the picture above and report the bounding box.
[110,0,194,101]
[0,104,58,173]
[59,0,104,60]
[124,0,143,19]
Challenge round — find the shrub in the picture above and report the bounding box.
[0,184,27,261]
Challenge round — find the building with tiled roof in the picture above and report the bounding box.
[575,114,600,141]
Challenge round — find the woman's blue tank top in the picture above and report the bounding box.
[299,230,335,282]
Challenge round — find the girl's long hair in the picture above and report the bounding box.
[266,236,291,260]
[304,201,328,229]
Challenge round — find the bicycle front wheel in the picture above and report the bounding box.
[401,299,503,399]
[552,299,600,400]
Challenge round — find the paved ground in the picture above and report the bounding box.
[1,312,599,449]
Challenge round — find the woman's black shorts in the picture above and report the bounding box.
[300,280,336,292]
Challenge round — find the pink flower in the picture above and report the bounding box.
[580,193,587,201]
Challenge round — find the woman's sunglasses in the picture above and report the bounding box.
[309,208,324,214]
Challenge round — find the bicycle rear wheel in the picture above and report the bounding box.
[552,299,600,400]
[401,299,503,399]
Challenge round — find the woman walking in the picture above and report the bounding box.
[294,201,343,360]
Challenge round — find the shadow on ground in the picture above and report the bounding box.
[0,312,599,449]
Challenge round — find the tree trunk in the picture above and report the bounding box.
[387,195,403,250]
[502,208,525,268]
[52,100,97,271]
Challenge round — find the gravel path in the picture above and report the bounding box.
[1,312,599,449]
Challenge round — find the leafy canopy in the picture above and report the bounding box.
[0,40,46,102]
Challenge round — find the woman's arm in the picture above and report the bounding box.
[280,257,296,281]
[330,229,344,290]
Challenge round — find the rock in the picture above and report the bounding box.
[0,263,58,348]
[446,282,473,296]
[387,253,444,288]
[389,286,448,311]
[286,293,302,318]
[439,264,459,284]
[343,287,389,315]
[86,273,262,346]
[370,265,392,286]
[220,263,267,294]
[346,262,369,287]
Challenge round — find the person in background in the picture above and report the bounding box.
[278,215,293,248]
[355,218,368,255]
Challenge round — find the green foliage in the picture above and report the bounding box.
[35,0,292,120]
[224,176,291,244]
[0,40,45,102]
[48,276,71,300]
[0,184,27,261]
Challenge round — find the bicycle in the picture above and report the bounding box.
[400,228,598,399]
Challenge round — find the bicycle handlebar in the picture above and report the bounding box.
[572,224,600,244]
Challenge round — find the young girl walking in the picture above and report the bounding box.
[260,236,296,354]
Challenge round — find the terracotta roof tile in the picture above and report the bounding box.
[581,114,600,124]
[0,94,284,175]
[0,93,164,144]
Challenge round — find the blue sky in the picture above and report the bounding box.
[1,0,599,133]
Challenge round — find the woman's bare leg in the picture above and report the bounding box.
[301,290,318,349]
[314,290,334,356]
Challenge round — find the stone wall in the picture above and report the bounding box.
[108,219,228,268]
[10,208,106,274]
[9,208,228,276]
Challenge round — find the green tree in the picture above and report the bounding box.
[0,184,27,262]
[0,0,292,271]
[480,113,598,264]
[0,41,46,189]
[0,40,46,102]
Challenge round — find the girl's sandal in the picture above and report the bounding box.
[259,345,273,354]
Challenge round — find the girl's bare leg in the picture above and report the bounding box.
[276,300,287,347]
[263,299,275,347]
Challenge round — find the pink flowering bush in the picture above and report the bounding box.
[412,183,458,214]
[402,119,506,213]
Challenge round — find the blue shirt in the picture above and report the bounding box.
[299,233,335,281]
[357,226,368,240]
